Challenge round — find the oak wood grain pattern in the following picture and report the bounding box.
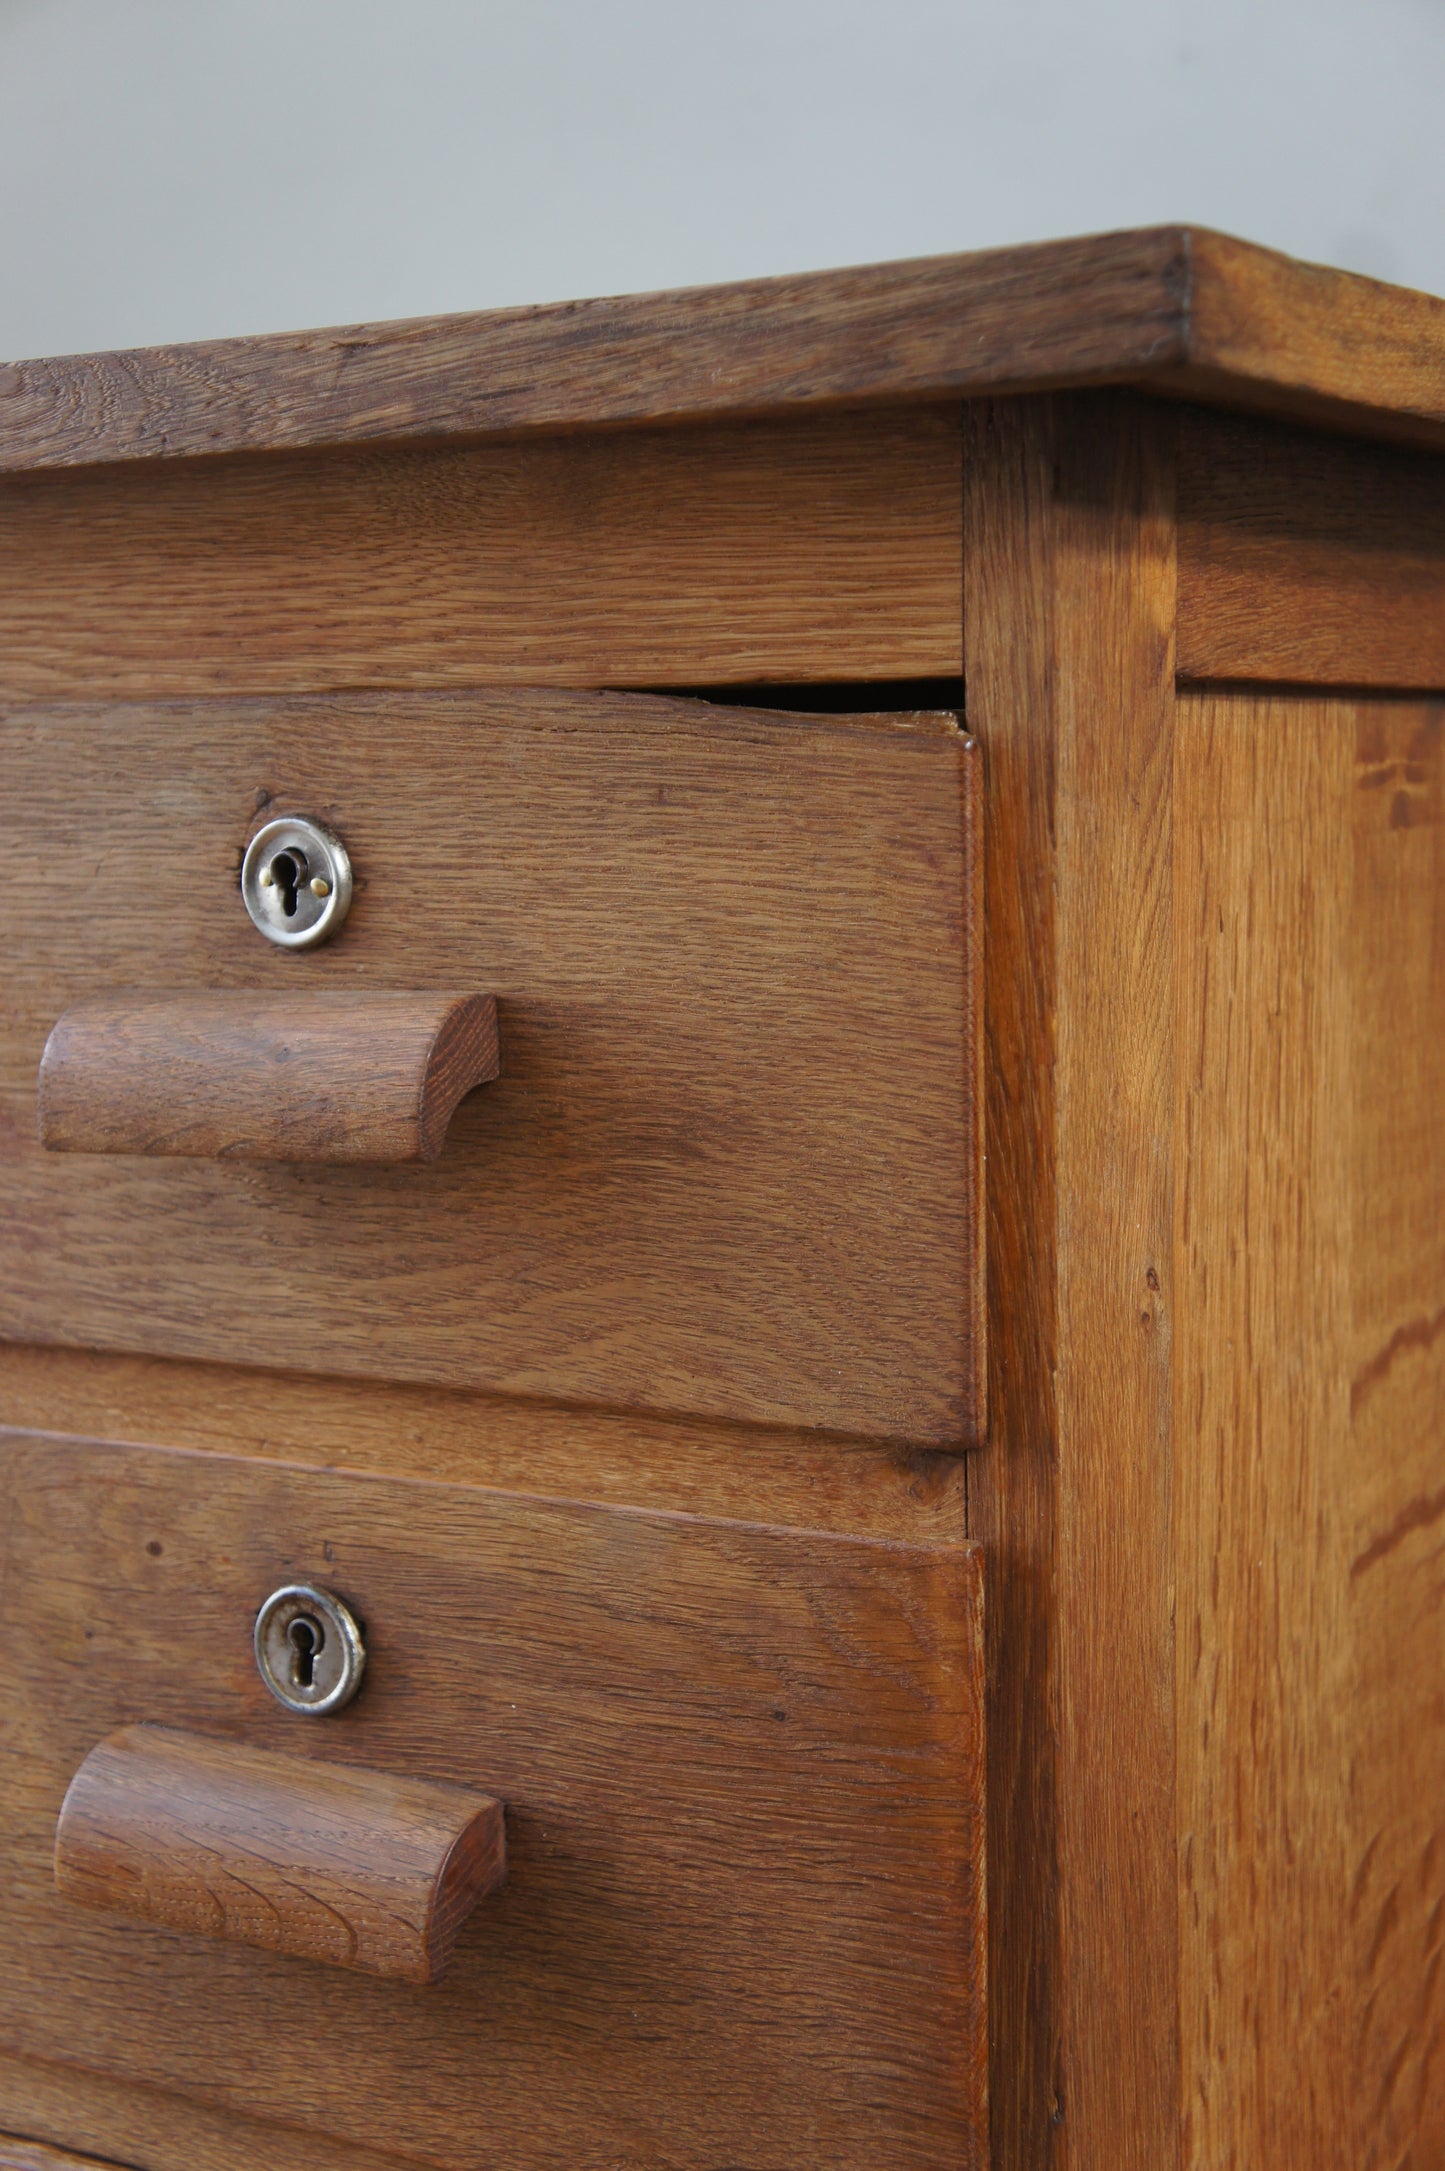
[0,2053,415,2171]
[55,1727,505,1985]
[962,396,1061,2171]
[1177,225,1445,447]
[0,230,1190,472]
[0,1344,973,1544]
[1178,406,1445,688]
[0,688,982,1445]
[0,409,961,701]
[0,2139,127,2171]
[38,993,499,1164]
[1174,692,1445,2169]
[963,394,1179,2170]
[0,1433,988,2171]
[7,226,1445,474]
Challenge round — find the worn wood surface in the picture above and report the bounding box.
[0,2054,413,2171]
[0,1431,987,2171]
[39,993,500,1164]
[1176,225,1445,446]
[1174,691,1445,2170]
[0,409,961,701]
[963,394,1179,2171]
[1178,407,1445,688]
[4,227,1445,473]
[56,1727,506,1984]
[0,688,983,1445]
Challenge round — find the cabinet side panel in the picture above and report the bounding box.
[1175,691,1445,2169]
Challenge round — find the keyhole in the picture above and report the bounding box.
[269,849,304,919]
[287,1614,324,1689]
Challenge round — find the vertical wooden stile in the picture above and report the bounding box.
[964,393,1180,2171]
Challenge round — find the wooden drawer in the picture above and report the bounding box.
[0,687,982,1445]
[0,1427,987,2171]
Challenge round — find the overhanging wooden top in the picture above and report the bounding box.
[3,224,1444,475]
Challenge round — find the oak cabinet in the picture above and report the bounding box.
[0,226,1442,2171]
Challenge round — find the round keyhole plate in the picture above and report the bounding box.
[253,1583,366,1715]
[241,816,353,951]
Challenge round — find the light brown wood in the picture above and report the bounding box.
[0,1429,988,2171]
[5,234,1443,2171]
[1178,225,1445,447]
[0,229,1191,471]
[0,409,961,701]
[0,2138,127,2171]
[38,992,500,1163]
[7,227,1445,474]
[0,1343,972,1543]
[1173,690,1445,2170]
[55,1727,506,1984]
[963,394,1179,2170]
[964,399,1445,2171]
[1178,406,1445,688]
[0,2054,413,2171]
[0,687,983,1445]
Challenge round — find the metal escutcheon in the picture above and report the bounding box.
[241,815,353,949]
[254,1583,366,1716]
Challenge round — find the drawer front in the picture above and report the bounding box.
[0,1430,987,2171]
[0,688,982,1444]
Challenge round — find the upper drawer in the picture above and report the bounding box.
[0,688,982,1443]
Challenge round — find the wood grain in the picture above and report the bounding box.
[0,2139,128,2171]
[0,2053,415,2171]
[963,393,1179,2171]
[6,226,1445,474]
[0,1343,973,1544]
[0,688,983,1445]
[1178,406,1445,688]
[0,1431,988,2171]
[38,993,500,1164]
[56,1727,505,1985]
[1174,691,1445,2169]
[0,409,962,701]
[0,230,1190,472]
[1179,225,1445,448]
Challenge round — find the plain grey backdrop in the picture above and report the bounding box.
[1,0,1441,361]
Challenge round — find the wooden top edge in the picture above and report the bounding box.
[2,224,1443,473]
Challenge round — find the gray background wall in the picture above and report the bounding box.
[1,0,1441,361]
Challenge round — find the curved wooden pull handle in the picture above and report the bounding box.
[38,991,499,1162]
[55,1726,506,1984]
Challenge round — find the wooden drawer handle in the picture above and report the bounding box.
[55,1725,506,1984]
[37,991,500,1163]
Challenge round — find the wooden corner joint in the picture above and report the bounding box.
[37,990,500,1163]
[54,1725,506,1985]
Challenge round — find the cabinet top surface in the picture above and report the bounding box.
[3,224,1445,475]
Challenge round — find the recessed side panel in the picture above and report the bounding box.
[1174,692,1445,2170]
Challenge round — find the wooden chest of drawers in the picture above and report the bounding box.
[0,225,1442,2171]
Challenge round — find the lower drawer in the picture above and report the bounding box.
[0,1431,986,2171]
